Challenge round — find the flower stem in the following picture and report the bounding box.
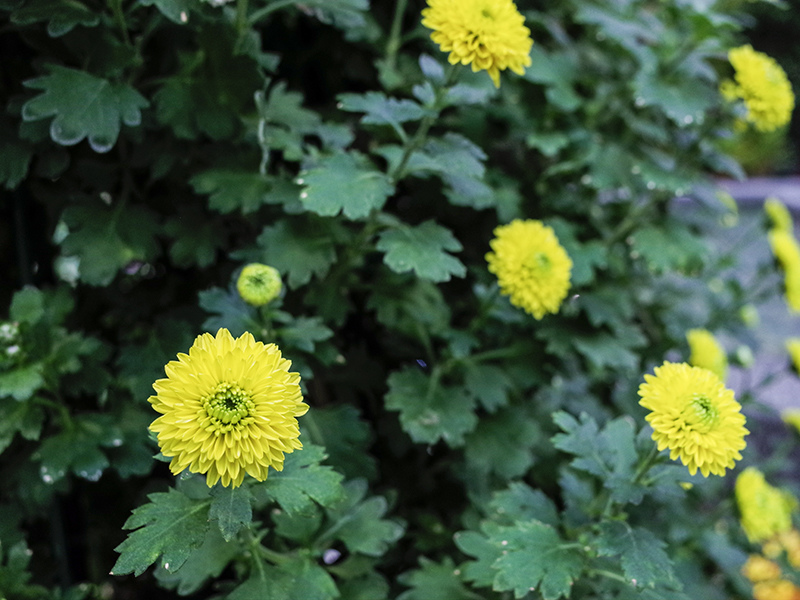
[248,0,299,25]
[385,0,409,72]
[108,0,132,46]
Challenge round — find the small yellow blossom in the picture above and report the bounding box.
[237,263,282,306]
[485,219,572,319]
[148,328,308,488]
[686,328,728,381]
[736,467,796,543]
[766,197,794,232]
[421,0,533,87]
[768,229,800,312]
[753,579,800,600]
[638,362,748,477]
[722,45,794,132]
[742,555,783,583]
[783,408,800,435]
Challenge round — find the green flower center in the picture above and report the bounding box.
[203,382,254,426]
[524,252,551,275]
[683,394,720,432]
[481,7,494,19]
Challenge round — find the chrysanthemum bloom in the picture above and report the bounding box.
[148,328,308,488]
[783,408,800,434]
[742,555,782,583]
[765,197,794,232]
[236,263,282,306]
[421,0,533,88]
[485,219,572,319]
[721,45,794,132]
[638,362,748,477]
[686,328,728,381]
[753,579,800,600]
[735,467,796,543]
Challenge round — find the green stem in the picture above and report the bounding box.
[108,0,132,46]
[467,345,525,365]
[34,396,74,430]
[385,0,409,72]
[633,443,661,485]
[587,568,630,585]
[248,0,301,25]
[236,0,249,37]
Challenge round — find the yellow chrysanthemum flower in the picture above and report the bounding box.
[148,328,308,488]
[638,362,748,477]
[485,219,572,319]
[687,328,728,381]
[722,45,795,132]
[765,198,794,232]
[769,229,800,312]
[783,408,800,435]
[421,0,533,88]
[742,555,783,583]
[753,579,800,600]
[736,467,796,543]
[237,263,282,306]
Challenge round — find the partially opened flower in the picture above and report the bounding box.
[421,0,533,87]
[687,328,728,381]
[638,362,748,477]
[237,263,282,306]
[148,328,308,488]
[485,219,572,319]
[736,467,796,543]
[722,45,794,132]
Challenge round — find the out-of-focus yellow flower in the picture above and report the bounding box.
[686,328,728,381]
[765,197,794,232]
[786,340,800,376]
[742,555,783,583]
[421,0,533,87]
[485,219,572,319]
[148,328,308,488]
[768,229,800,312]
[638,362,748,477]
[722,45,794,132]
[736,467,797,543]
[783,408,800,435]
[753,579,800,600]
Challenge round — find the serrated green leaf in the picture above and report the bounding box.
[489,482,560,528]
[138,0,191,24]
[60,203,160,286]
[199,286,260,338]
[630,223,707,274]
[277,316,333,353]
[464,364,512,412]
[337,91,426,135]
[228,557,339,600]
[0,396,44,453]
[22,65,147,152]
[454,530,498,588]
[154,525,239,595]
[11,0,99,36]
[302,405,377,480]
[367,274,451,338]
[9,287,44,324]
[251,220,338,289]
[190,169,273,214]
[0,116,32,189]
[397,557,475,600]
[112,489,211,576]
[300,152,394,219]
[491,520,584,600]
[210,485,253,542]
[260,444,344,515]
[595,521,678,589]
[0,364,40,401]
[325,480,404,557]
[273,503,323,542]
[384,367,477,447]
[35,413,121,482]
[376,221,466,282]
[163,212,226,268]
[464,409,539,480]
[572,332,641,372]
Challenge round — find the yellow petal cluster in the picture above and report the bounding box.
[637,362,748,477]
[722,45,794,132]
[752,580,800,600]
[743,532,800,600]
[686,328,728,381]
[764,529,800,568]
[237,263,282,306]
[736,467,796,543]
[742,555,782,583]
[766,197,794,232]
[765,204,800,312]
[421,0,533,88]
[148,328,308,488]
[485,219,572,319]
